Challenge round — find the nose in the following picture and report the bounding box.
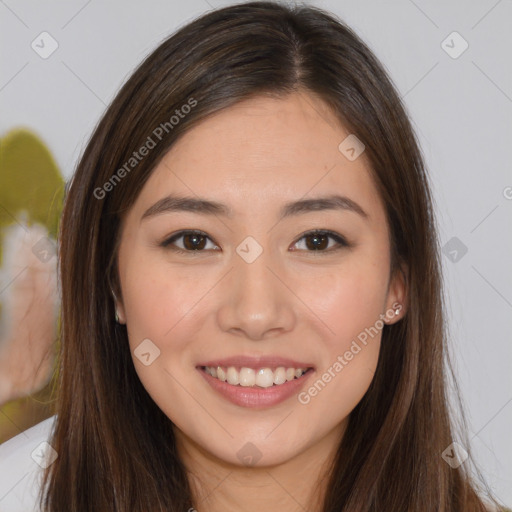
[216,250,296,341]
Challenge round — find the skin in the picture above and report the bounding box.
[115,90,407,512]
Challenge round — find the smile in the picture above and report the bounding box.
[197,366,315,408]
[201,365,311,388]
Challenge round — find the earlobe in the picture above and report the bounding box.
[384,263,408,324]
[115,305,126,324]
[110,287,127,324]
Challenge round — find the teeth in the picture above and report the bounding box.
[203,366,309,387]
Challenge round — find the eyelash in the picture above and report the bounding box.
[159,229,349,255]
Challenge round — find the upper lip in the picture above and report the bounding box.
[197,355,315,370]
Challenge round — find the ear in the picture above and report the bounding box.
[115,299,127,324]
[383,262,407,325]
[111,285,127,324]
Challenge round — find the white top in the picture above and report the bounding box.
[0,415,57,512]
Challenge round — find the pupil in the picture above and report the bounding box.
[307,233,327,250]
[184,234,206,250]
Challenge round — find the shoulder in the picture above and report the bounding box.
[0,415,57,512]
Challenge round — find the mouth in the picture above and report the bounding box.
[196,363,315,408]
[197,365,315,388]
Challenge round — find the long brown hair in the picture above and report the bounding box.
[41,1,500,510]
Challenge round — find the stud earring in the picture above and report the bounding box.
[115,309,120,323]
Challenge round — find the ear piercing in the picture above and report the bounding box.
[385,304,402,324]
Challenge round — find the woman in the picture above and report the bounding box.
[13,1,505,510]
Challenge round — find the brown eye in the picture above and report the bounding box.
[160,229,348,254]
[291,230,348,252]
[305,232,329,250]
[160,230,219,252]
[182,233,207,250]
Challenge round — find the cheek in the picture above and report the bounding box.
[297,255,388,404]
[122,269,170,340]
[120,251,213,360]
[307,257,388,343]
[119,255,206,415]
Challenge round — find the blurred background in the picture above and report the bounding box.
[0,0,511,505]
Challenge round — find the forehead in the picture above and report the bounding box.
[131,91,386,226]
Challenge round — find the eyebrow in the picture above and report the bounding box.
[141,193,369,222]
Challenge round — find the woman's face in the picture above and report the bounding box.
[115,91,406,468]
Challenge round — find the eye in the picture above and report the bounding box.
[160,230,219,253]
[159,229,349,254]
[290,230,349,253]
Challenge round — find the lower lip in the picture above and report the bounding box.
[197,367,315,408]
